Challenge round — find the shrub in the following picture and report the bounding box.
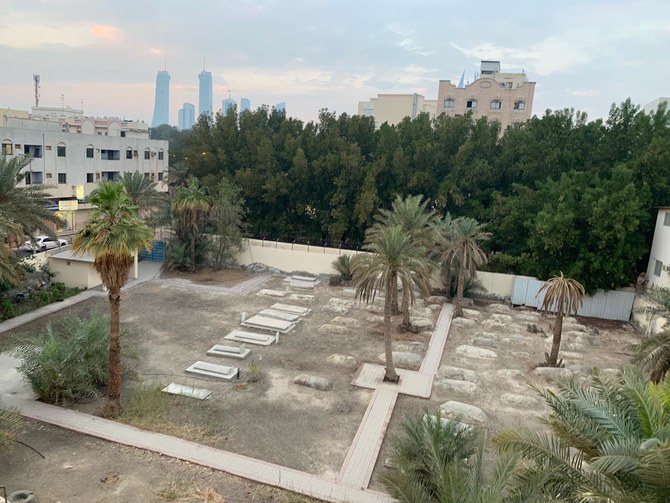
[0,407,21,452]
[15,314,109,404]
[332,254,353,282]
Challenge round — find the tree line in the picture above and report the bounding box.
[152,99,670,292]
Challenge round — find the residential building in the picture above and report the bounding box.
[151,70,170,127]
[436,60,535,131]
[643,97,670,115]
[240,98,251,113]
[178,102,195,130]
[1,108,168,215]
[222,98,236,116]
[199,69,213,117]
[357,93,437,126]
[646,208,670,289]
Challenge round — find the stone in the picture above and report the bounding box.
[289,294,315,303]
[601,368,620,377]
[569,365,595,375]
[366,305,384,313]
[293,374,333,391]
[427,295,448,304]
[516,313,540,323]
[440,400,488,424]
[395,341,425,354]
[481,320,507,332]
[434,379,480,397]
[257,289,287,298]
[378,351,423,370]
[411,307,433,318]
[329,297,358,307]
[428,304,442,311]
[559,351,584,360]
[452,317,477,327]
[423,414,473,433]
[496,369,525,378]
[462,308,481,319]
[501,393,539,408]
[511,351,531,359]
[330,316,361,328]
[563,323,587,333]
[410,317,434,332]
[437,365,479,382]
[533,367,572,380]
[365,315,385,324]
[341,289,357,298]
[456,345,498,359]
[564,330,585,340]
[488,303,512,313]
[477,331,500,340]
[564,316,578,324]
[322,305,350,315]
[318,324,351,336]
[492,313,513,324]
[473,337,497,348]
[327,354,360,369]
[575,334,601,346]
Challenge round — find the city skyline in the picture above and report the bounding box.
[2,1,670,124]
[150,70,170,127]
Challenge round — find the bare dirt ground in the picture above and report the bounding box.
[1,268,643,501]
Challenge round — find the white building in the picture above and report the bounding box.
[646,208,670,289]
[1,107,168,201]
[643,97,670,115]
[358,93,436,127]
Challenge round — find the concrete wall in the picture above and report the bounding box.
[646,209,670,289]
[47,258,101,289]
[475,270,515,298]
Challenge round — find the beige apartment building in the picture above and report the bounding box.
[358,93,437,127]
[436,61,535,131]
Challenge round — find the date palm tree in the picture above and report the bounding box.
[633,286,670,382]
[538,272,585,366]
[0,154,63,283]
[172,177,210,271]
[72,182,153,418]
[120,171,164,219]
[441,217,490,317]
[352,225,433,382]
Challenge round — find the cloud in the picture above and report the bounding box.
[568,89,600,97]
[90,24,122,42]
[148,47,166,56]
[397,38,434,56]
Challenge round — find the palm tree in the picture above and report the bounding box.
[538,272,585,367]
[434,214,456,299]
[368,195,438,327]
[72,182,153,418]
[167,161,191,192]
[0,155,63,283]
[441,217,490,317]
[633,286,670,382]
[119,171,164,218]
[384,413,538,503]
[496,367,670,502]
[172,177,210,271]
[352,225,433,382]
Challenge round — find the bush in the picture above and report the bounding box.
[0,407,21,452]
[15,314,109,404]
[332,254,353,282]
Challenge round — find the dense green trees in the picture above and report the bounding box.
[154,99,670,291]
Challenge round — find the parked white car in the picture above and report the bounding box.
[23,235,69,252]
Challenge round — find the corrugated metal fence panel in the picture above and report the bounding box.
[511,276,635,321]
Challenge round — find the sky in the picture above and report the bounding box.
[2,0,670,126]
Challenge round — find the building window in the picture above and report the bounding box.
[86,173,94,183]
[23,145,42,158]
[144,149,151,160]
[514,100,526,111]
[443,99,455,109]
[100,149,120,160]
[24,172,31,185]
[57,145,66,157]
[466,100,477,110]
[120,131,126,138]
[157,171,164,181]
[158,150,164,160]
[126,149,133,160]
[664,212,670,227]
[143,172,151,179]
[1,141,13,155]
[57,173,67,184]
[490,100,502,110]
[655,259,663,277]
[86,147,94,158]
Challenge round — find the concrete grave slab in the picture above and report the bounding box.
[434,379,480,397]
[329,298,358,307]
[185,361,239,381]
[533,367,572,380]
[293,374,333,391]
[377,351,422,370]
[330,316,361,328]
[270,303,312,316]
[456,345,498,359]
[440,401,488,424]
[322,305,350,315]
[162,383,212,400]
[291,275,319,283]
[290,280,316,289]
[318,324,351,336]
[488,303,512,313]
[462,308,481,319]
[206,344,251,359]
[258,308,301,322]
[257,289,287,298]
[242,315,296,333]
[437,365,479,383]
[327,354,360,369]
[288,293,315,302]
[452,317,477,327]
[224,330,276,346]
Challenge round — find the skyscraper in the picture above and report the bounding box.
[222,98,236,116]
[178,102,195,130]
[151,70,170,127]
[240,98,251,113]
[199,69,213,118]
[274,102,286,113]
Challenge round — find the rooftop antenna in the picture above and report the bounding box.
[164,58,167,71]
[33,74,40,107]
[203,56,206,71]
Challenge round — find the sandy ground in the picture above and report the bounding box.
[0,268,642,500]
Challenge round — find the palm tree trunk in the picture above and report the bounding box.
[391,272,400,315]
[454,264,465,317]
[189,215,197,272]
[444,266,453,300]
[103,288,123,418]
[401,285,411,330]
[548,311,563,366]
[384,276,399,382]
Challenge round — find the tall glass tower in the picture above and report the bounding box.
[240,98,251,113]
[178,103,195,130]
[151,70,170,127]
[222,98,236,116]
[199,69,213,117]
